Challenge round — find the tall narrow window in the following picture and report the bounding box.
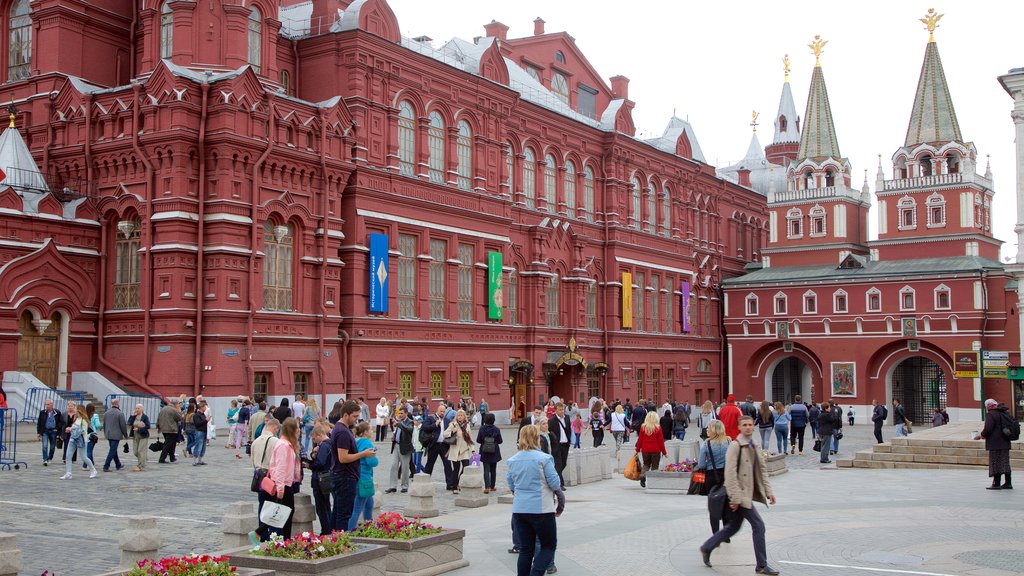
[551,73,570,104]
[586,281,597,330]
[430,371,444,399]
[631,177,642,229]
[543,154,556,211]
[634,272,645,331]
[459,371,472,398]
[399,372,413,400]
[583,167,595,222]
[247,6,262,74]
[8,0,31,81]
[159,1,173,60]
[650,275,660,332]
[279,70,290,95]
[646,183,656,233]
[397,234,417,318]
[665,278,674,333]
[662,185,671,236]
[114,219,142,309]
[293,372,309,397]
[522,148,536,208]
[505,142,514,193]
[263,221,293,311]
[508,269,519,325]
[456,120,472,190]
[563,160,576,216]
[457,243,474,322]
[397,101,416,176]
[429,239,447,320]
[546,274,560,327]
[427,111,445,184]
[253,372,270,402]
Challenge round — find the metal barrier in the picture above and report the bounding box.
[0,408,27,470]
[104,394,164,420]
[19,387,85,423]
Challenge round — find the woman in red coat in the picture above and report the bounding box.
[635,411,668,487]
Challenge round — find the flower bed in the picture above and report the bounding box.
[128,555,235,576]
[227,532,387,576]
[349,514,469,576]
[659,458,697,473]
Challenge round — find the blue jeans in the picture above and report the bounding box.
[348,490,374,531]
[759,428,772,450]
[674,429,687,441]
[774,426,788,454]
[330,474,357,533]
[573,432,580,449]
[303,424,314,453]
[514,513,557,576]
[103,439,123,470]
[185,430,197,456]
[190,431,207,459]
[41,430,58,461]
[84,439,97,468]
[831,434,840,453]
[895,423,907,437]
[412,451,423,473]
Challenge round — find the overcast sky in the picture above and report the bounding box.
[387,1,1023,260]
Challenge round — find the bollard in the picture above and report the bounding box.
[221,501,259,549]
[453,464,487,508]
[292,493,316,536]
[403,472,439,518]
[0,533,22,576]
[373,478,383,514]
[118,516,161,569]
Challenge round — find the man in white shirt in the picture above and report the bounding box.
[293,395,306,422]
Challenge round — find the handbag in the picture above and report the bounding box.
[623,453,641,481]
[250,467,268,493]
[692,471,706,484]
[259,501,292,529]
[443,432,458,445]
[834,431,844,440]
[123,442,130,454]
[358,476,375,498]
[260,475,277,495]
[812,438,822,452]
[316,471,335,496]
[149,439,165,452]
[55,435,63,450]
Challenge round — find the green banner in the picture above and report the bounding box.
[488,251,503,320]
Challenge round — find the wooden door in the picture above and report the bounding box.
[16,311,60,388]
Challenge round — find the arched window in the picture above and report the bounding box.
[804,170,813,190]
[946,153,960,174]
[247,6,262,74]
[898,196,916,229]
[833,289,848,313]
[899,286,916,311]
[159,1,173,60]
[824,169,835,187]
[866,287,882,312]
[803,290,817,314]
[786,208,802,238]
[543,154,557,211]
[696,359,712,373]
[546,274,560,327]
[777,115,787,132]
[8,0,31,81]
[114,218,142,309]
[920,154,933,176]
[809,204,826,237]
[507,268,519,325]
[554,50,565,64]
[745,294,758,316]
[585,281,597,329]
[427,111,445,183]
[522,148,536,208]
[505,141,515,192]
[551,73,569,104]
[926,192,945,227]
[279,70,290,95]
[397,101,416,176]
[583,167,595,222]
[631,176,642,229]
[263,221,293,311]
[563,160,576,216]
[646,183,657,233]
[456,120,472,190]
[662,185,671,236]
[934,284,951,310]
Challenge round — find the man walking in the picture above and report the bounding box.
[718,395,743,440]
[871,399,886,444]
[740,395,758,419]
[699,416,779,575]
[893,399,908,437]
[548,403,572,489]
[331,400,376,531]
[157,399,183,464]
[36,399,65,466]
[788,395,808,455]
[386,407,414,493]
[102,398,129,471]
[422,403,455,490]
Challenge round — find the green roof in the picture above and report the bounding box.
[904,41,962,147]
[796,65,842,162]
[723,255,1003,286]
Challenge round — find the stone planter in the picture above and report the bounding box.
[226,543,388,576]
[765,453,788,476]
[349,529,469,576]
[97,567,273,576]
[644,471,693,494]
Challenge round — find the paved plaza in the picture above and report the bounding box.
[1,422,1020,575]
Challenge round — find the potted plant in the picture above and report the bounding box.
[227,531,387,576]
[645,458,697,493]
[348,512,469,576]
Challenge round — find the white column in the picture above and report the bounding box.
[998,69,1024,365]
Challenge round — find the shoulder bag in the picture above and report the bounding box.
[707,444,741,524]
[358,476,375,498]
[250,440,271,492]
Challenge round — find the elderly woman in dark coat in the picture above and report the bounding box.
[977,398,1013,490]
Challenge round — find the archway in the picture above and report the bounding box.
[767,356,812,404]
[16,310,62,387]
[890,356,946,424]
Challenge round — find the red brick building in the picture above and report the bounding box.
[722,25,1020,423]
[0,0,765,418]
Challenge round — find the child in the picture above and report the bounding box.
[411,416,424,473]
[571,413,583,449]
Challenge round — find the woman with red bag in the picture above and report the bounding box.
[635,411,667,488]
[265,417,302,539]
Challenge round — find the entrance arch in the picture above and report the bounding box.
[766,356,813,404]
[16,310,62,387]
[890,356,946,424]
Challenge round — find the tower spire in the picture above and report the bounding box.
[796,36,841,162]
[904,9,962,147]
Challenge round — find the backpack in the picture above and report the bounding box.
[480,435,497,454]
[1002,413,1021,441]
[882,406,889,420]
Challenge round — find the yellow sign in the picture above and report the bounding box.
[622,271,633,329]
[953,351,979,378]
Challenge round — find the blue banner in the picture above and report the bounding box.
[369,233,389,313]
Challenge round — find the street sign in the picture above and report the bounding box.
[1008,366,1024,381]
[983,367,1008,378]
[983,351,1009,360]
[954,351,980,378]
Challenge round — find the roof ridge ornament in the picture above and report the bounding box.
[783,54,790,82]
[7,102,16,129]
[920,8,943,43]
[808,35,827,67]
[751,110,759,133]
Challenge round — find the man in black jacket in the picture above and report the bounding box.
[519,405,544,432]
[547,403,571,490]
[422,403,455,490]
[829,398,844,455]
[871,400,886,444]
[386,407,414,493]
[36,399,65,466]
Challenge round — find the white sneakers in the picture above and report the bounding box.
[59,473,71,480]
[89,470,98,478]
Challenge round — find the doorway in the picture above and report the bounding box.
[768,356,812,403]
[891,356,946,425]
[16,311,61,388]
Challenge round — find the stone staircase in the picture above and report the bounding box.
[82,392,106,418]
[837,422,1024,470]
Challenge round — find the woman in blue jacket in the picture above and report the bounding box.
[697,420,730,535]
[348,422,379,531]
[507,425,562,576]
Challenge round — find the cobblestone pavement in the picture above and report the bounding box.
[2,420,1003,576]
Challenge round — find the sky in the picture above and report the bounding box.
[386,0,1024,260]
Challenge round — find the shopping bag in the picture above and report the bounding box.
[259,501,292,529]
[207,422,217,440]
[623,453,641,481]
[149,439,165,453]
[812,438,822,452]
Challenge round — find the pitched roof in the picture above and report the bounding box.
[773,80,800,145]
[723,255,1003,286]
[904,40,962,147]
[716,132,784,195]
[0,125,48,194]
[796,65,841,162]
[646,116,707,164]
